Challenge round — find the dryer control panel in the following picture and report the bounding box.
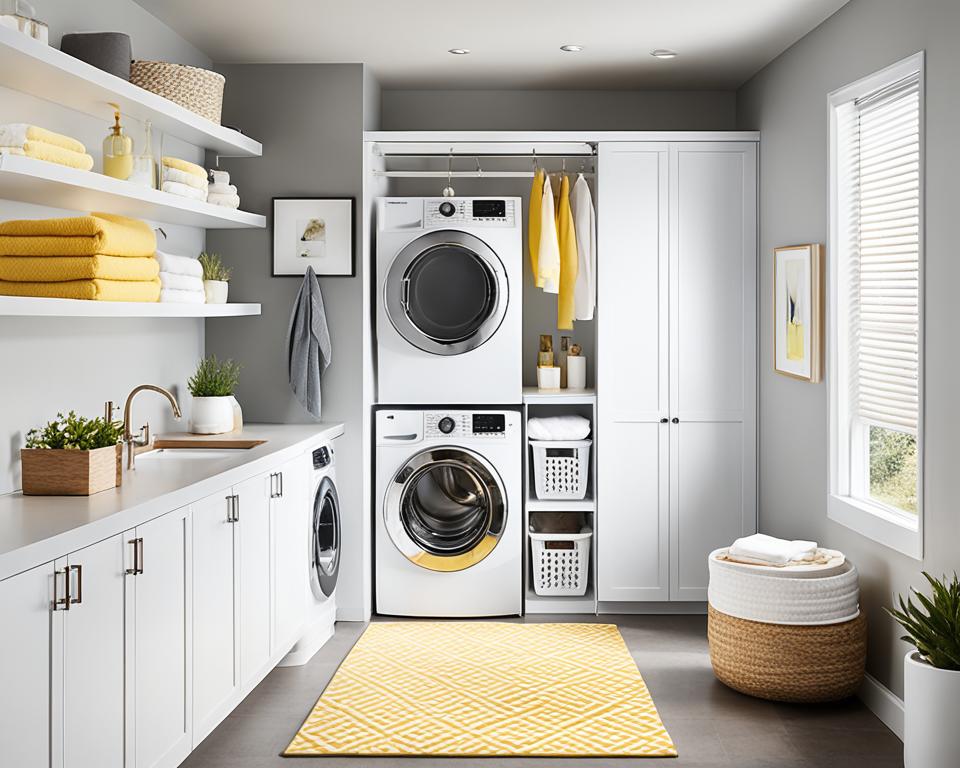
[424,198,517,228]
[424,411,512,439]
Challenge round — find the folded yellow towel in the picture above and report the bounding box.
[161,156,207,179]
[0,278,161,302]
[0,124,87,154]
[0,213,156,257]
[0,255,159,282]
[0,141,94,171]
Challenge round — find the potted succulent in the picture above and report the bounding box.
[21,411,123,495]
[199,251,231,304]
[188,355,242,434]
[888,572,960,768]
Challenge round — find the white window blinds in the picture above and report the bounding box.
[845,74,921,433]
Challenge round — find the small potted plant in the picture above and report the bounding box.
[21,411,123,495]
[888,572,960,767]
[188,355,242,434]
[199,251,231,304]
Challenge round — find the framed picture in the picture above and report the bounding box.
[272,197,356,277]
[774,244,823,382]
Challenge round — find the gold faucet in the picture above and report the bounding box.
[123,384,182,469]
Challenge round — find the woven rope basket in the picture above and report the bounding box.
[130,61,225,124]
[708,604,867,703]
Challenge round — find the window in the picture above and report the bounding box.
[828,52,924,559]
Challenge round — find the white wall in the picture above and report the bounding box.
[737,0,960,697]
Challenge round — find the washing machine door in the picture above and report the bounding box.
[311,475,340,599]
[384,447,507,572]
[384,230,508,356]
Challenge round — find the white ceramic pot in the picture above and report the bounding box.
[904,650,960,767]
[203,279,229,304]
[189,396,235,435]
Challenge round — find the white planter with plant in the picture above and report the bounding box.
[889,572,960,768]
[188,356,242,435]
[199,251,230,304]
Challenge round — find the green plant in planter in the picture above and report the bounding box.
[26,411,123,450]
[198,251,231,282]
[887,572,960,670]
[188,355,241,397]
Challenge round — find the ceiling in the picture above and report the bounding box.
[134,0,849,90]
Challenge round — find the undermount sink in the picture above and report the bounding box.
[137,448,247,462]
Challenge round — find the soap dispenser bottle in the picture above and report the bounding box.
[129,119,156,189]
[103,109,134,181]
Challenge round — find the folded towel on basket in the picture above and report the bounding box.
[0,143,94,171]
[155,250,203,278]
[161,156,207,179]
[726,533,819,567]
[161,165,209,191]
[207,192,240,209]
[159,271,204,292]
[160,287,205,304]
[0,277,161,302]
[161,180,208,202]
[0,124,87,154]
[0,254,159,282]
[0,214,156,257]
[527,415,592,441]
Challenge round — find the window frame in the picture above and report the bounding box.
[827,51,925,560]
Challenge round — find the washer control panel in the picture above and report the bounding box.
[424,198,517,228]
[424,411,511,439]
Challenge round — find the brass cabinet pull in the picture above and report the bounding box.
[68,564,82,605]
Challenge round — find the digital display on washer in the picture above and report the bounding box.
[472,413,506,434]
[472,200,506,218]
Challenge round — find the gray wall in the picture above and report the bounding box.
[204,64,369,621]
[737,0,960,697]
[381,89,737,131]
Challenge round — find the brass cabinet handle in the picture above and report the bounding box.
[68,564,82,605]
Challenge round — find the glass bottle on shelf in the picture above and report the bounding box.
[129,119,156,189]
[102,109,134,181]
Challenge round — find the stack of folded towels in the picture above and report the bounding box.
[207,169,240,210]
[725,533,821,567]
[160,156,209,202]
[157,251,205,304]
[0,213,160,301]
[0,123,94,171]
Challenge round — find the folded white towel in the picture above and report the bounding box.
[208,182,237,196]
[207,192,240,209]
[527,415,592,441]
[155,250,203,278]
[162,165,209,191]
[160,287,205,304]
[0,146,26,156]
[727,533,818,567]
[162,180,207,202]
[210,169,230,185]
[159,271,204,292]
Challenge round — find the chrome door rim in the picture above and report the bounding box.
[311,476,340,599]
[384,446,507,572]
[384,230,509,356]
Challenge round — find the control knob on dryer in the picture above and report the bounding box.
[439,201,456,217]
[438,416,456,434]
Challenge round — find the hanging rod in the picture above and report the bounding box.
[377,152,596,159]
[372,170,596,179]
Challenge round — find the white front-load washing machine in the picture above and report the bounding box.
[375,408,522,616]
[280,440,340,666]
[376,197,522,404]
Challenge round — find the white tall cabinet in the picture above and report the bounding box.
[597,141,757,603]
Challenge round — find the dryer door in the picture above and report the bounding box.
[311,475,340,599]
[384,447,507,572]
[384,230,508,356]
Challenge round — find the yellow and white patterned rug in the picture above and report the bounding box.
[284,622,677,758]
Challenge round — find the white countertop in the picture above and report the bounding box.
[0,423,343,581]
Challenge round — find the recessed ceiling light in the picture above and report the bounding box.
[560,44,584,52]
[650,49,678,59]
[448,48,471,55]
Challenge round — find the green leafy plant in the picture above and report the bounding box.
[198,251,231,282]
[887,572,960,670]
[26,411,123,450]
[188,355,241,397]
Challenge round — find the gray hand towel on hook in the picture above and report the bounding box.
[287,265,332,418]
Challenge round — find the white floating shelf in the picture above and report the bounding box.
[0,155,265,229]
[526,498,595,513]
[0,296,261,318]
[0,26,260,157]
[522,387,596,405]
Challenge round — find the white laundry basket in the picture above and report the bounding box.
[530,528,592,596]
[530,440,591,500]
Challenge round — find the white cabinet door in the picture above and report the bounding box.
[597,143,670,601]
[272,458,308,654]
[192,491,238,744]
[61,535,125,768]
[0,562,53,768]
[669,142,758,600]
[235,472,272,689]
[127,507,192,768]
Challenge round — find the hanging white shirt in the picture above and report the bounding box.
[537,173,561,294]
[570,173,596,320]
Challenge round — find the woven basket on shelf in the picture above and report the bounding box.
[707,604,867,703]
[130,60,225,124]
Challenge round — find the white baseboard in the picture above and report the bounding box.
[858,673,904,740]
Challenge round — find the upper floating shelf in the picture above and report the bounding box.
[0,296,261,318]
[522,387,597,405]
[0,26,261,157]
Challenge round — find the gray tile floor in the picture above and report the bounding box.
[182,615,903,768]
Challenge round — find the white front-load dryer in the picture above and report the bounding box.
[375,408,522,616]
[376,197,522,404]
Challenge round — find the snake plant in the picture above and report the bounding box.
[887,572,960,670]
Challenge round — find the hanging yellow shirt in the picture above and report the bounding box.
[556,174,579,330]
[528,168,545,288]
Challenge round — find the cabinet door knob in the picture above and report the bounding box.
[660,417,668,423]
[672,417,680,424]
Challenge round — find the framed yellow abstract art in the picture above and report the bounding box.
[774,244,822,382]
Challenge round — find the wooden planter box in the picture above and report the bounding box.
[20,444,122,496]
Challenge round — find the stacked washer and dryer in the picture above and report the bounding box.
[375,197,524,617]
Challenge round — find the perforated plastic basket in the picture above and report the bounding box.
[530,440,591,500]
[530,529,592,596]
